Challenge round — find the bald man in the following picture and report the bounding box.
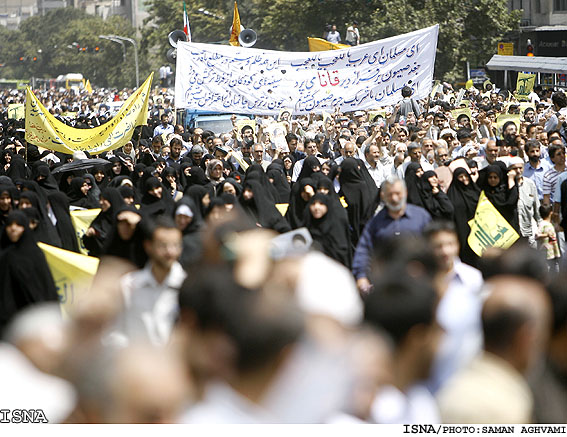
[436,276,551,423]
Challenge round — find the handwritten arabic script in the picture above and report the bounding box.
[175,25,438,115]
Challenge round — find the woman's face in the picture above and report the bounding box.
[223,183,237,196]
[428,175,439,188]
[175,213,193,231]
[284,159,292,171]
[81,182,90,196]
[243,188,253,201]
[415,168,424,178]
[321,164,331,176]
[112,162,122,175]
[211,164,223,180]
[6,221,24,243]
[202,192,211,208]
[309,200,328,219]
[149,185,162,199]
[317,186,330,195]
[123,143,133,154]
[457,172,470,185]
[18,198,32,209]
[0,192,12,212]
[94,171,105,182]
[123,196,134,205]
[100,197,111,212]
[166,174,176,185]
[300,184,315,202]
[487,172,500,187]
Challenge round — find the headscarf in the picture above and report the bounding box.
[47,191,81,253]
[83,187,125,257]
[19,190,61,247]
[0,211,58,333]
[447,167,481,266]
[267,168,291,203]
[239,180,291,233]
[297,156,321,181]
[479,163,519,231]
[417,171,454,220]
[404,162,424,208]
[140,176,174,219]
[339,157,379,246]
[101,204,147,269]
[286,177,316,229]
[304,193,352,268]
[185,185,210,222]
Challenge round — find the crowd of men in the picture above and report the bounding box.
[0,80,566,424]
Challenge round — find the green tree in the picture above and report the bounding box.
[3,8,151,88]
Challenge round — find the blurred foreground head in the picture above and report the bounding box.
[74,344,190,423]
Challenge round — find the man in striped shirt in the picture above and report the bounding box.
[542,141,565,206]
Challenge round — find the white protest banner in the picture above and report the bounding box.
[175,25,439,115]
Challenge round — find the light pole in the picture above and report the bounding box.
[99,35,126,63]
[99,34,139,88]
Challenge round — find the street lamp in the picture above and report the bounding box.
[99,34,139,88]
[99,35,126,62]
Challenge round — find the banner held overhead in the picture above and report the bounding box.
[25,73,153,155]
[175,25,438,115]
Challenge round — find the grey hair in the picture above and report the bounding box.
[381,175,406,192]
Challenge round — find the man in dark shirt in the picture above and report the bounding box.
[352,176,431,294]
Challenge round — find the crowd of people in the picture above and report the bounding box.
[0,80,566,424]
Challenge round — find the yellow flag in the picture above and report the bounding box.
[70,208,101,255]
[85,79,93,94]
[467,191,519,257]
[307,37,350,51]
[38,242,100,316]
[515,72,536,101]
[25,73,153,155]
[229,1,241,47]
[276,203,289,216]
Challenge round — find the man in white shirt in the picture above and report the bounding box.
[112,217,186,347]
[363,144,385,188]
[424,221,484,393]
[345,21,360,46]
[326,24,341,44]
[153,113,174,137]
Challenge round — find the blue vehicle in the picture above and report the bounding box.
[176,109,253,135]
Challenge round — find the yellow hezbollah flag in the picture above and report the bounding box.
[467,191,519,257]
[38,242,100,316]
[25,73,153,155]
[70,208,101,255]
[307,37,350,51]
[229,1,241,47]
[85,79,93,94]
[516,72,536,101]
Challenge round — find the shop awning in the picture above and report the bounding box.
[486,55,567,74]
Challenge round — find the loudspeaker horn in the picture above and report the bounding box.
[166,48,177,64]
[168,30,188,48]
[238,29,257,48]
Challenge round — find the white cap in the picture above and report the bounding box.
[176,204,193,218]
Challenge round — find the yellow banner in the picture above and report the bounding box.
[85,79,93,94]
[38,242,100,316]
[516,73,536,101]
[70,208,101,255]
[307,37,350,51]
[25,73,153,155]
[7,103,25,120]
[467,191,519,257]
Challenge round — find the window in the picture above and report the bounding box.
[535,0,541,13]
[555,0,567,11]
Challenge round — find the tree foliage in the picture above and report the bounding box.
[0,8,149,89]
[141,0,521,83]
